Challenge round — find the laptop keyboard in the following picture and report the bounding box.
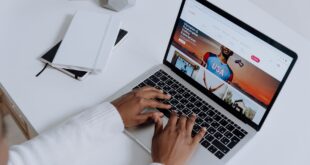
[133,70,248,159]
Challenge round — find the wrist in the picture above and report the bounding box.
[110,102,126,126]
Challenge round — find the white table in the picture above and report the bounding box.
[1,0,309,164]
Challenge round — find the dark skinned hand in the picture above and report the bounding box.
[112,86,171,128]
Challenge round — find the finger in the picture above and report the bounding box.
[141,99,171,109]
[140,86,160,92]
[165,111,178,130]
[186,113,196,135]
[136,112,163,125]
[138,90,171,100]
[145,111,164,122]
[177,115,187,131]
[154,118,164,136]
[192,127,207,145]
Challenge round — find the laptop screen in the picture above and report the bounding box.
[164,0,296,129]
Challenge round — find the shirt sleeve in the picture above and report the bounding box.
[150,163,163,165]
[8,102,124,165]
[202,52,211,65]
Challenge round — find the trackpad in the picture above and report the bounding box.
[125,117,169,153]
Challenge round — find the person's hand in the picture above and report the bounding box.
[111,86,171,128]
[151,112,207,165]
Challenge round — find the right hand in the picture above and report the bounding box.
[151,112,207,165]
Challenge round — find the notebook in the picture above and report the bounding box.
[38,29,128,80]
[51,11,121,73]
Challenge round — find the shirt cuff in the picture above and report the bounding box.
[72,102,124,133]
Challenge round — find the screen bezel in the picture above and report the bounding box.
[163,0,298,131]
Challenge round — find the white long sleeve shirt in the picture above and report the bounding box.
[8,102,163,165]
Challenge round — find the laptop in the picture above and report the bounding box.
[106,0,297,164]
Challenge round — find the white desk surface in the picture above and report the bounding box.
[1,0,309,164]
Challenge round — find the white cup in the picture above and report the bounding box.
[101,0,136,11]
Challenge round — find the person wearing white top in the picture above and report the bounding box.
[0,87,207,165]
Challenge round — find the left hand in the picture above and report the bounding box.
[112,86,172,128]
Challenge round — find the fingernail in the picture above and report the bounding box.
[202,127,207,132]
[192,113,196,117]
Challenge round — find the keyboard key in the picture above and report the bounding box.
[186,103,195,109]
[205,134,215,142]
[193,107,201,114]
[194,101,203,108]
[208,127,216,134]
[208,145,218,153]
[219,119,228,127]
[182,108,191,115]
[154,71,163,77]
[221,115,229,121]
[212,139,230,154]
[174,94,182,100]
[225,124,235,131]
[176,104,185,110]
[213,114,222,121]
[170,99,179,105]
[171,83,179,90]
[224,131,233,139]
[139,82,146,87]
[169,90,177,96]
[160,70,168,75]
[211,122,220,129]
[196,118,203,125]
[150,75,160,83]
[182,92,191,98]
[227,136,240,149]
[205,116,213,124]
[232,129,245,139]
[166,79,174,85]
[233,123,239,128]
[206,110,215,117]
[180,98,189,104]
[201,122,209,128]
[215,151,225,159]
[241,129,248,135]
[198,112,207,119]
[163,85,171,92]
[231,136,240,143]
[189,96,197,103]
[144,79,155,86]
[220,137,230,145]
[200,105,208,111]
[214,132,223,139]
[218,126,227,134]
[177,88,185,94]
[159,75,168,81]
[201,140,210,148]
[193,124,200,133]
